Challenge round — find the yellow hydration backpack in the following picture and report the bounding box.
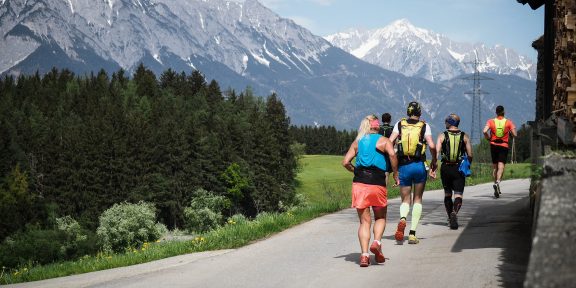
[397,118,427,160]
[494,117,507,138]
[441,131,465,163]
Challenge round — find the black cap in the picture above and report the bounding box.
[407,101,421,117]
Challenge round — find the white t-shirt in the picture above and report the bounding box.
[392,120,432,136]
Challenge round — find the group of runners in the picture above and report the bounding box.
[342,101,517,267]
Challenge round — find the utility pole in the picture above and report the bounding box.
[463,57,493,143]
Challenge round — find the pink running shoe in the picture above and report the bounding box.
[359,255,370,267]
[395,219,407,242]
[370,241,385,263]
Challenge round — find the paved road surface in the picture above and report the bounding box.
[9,179,532,288]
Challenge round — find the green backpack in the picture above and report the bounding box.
[441,131,465,163]
[494,118,507,138]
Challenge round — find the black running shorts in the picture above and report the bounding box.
[490,145,509,164]
[440,163,465,193]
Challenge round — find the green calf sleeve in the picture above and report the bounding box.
[410,203,422,231]
[400,202,410,219]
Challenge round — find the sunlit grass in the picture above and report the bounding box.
[296,155,531,205]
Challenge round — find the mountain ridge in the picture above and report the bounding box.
[0,0,535,132]
[325,19,536,82]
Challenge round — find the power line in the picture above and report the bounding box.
[462,57,493,143]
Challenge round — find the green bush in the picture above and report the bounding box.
[0,216,98,269]
[96,201,167,253]
[184,207,222,233]
[0,228,65,268]
[55,216,98,261]
[183,189,227,233]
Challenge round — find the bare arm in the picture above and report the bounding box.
[388,131,398,143]
[435,133,445,163]
[377,137,399,186]
[342,140,358,172]
[425,134,437,171]
[483,124,491,140]
[464,133,473,163]
[510,123,518,138]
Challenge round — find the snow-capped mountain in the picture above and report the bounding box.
[0,0,535,132]
[0,0,329,79]
[325,19,536,82]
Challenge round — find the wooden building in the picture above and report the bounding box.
[520,0,576,145]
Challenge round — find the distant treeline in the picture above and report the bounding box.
[0,65,297,240]
[289,125,356,155]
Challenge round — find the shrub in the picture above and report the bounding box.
[184,207,222,233]
[96,201,167,253]
[0,216,98,269]
[54,216,98,260]
[278,193,308,212]
[183,189,227,233]
[0,228,65,268]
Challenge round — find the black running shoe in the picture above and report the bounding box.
[449,212,458,230]
[493,184,500,198]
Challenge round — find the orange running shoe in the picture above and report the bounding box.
[395,219,407,242]
[359,254,370,267]
[370,241,385,263]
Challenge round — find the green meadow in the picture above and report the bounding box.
[295,155,531,206]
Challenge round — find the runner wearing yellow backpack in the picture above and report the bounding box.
[389,101,437,244]
[483,105,517,198]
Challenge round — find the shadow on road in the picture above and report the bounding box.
[451,196,532,288]
[334,252,361,265]
[334,252,389,265]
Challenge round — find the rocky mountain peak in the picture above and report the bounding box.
[325,19,536,82]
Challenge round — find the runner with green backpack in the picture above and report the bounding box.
[433,114,473,230]
[389,102,437,244]
[483,105,517,198]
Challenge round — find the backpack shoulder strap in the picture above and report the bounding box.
[442,131,449,156]
[419,121,427,142]
[459,131,466,156]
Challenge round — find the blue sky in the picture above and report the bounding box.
[259,0,544,59]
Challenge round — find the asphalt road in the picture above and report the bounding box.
[8,179,532,288]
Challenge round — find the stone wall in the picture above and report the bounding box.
[525,154,576,287]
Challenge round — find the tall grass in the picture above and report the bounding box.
[0,155,531,284]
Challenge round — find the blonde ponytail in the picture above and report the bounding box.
[356,115,377,141]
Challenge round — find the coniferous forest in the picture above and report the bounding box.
[0,65,300,241]
[0,64,361,271]
[289,125,356,155]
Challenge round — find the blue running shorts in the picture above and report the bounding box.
[399,161,427,187]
